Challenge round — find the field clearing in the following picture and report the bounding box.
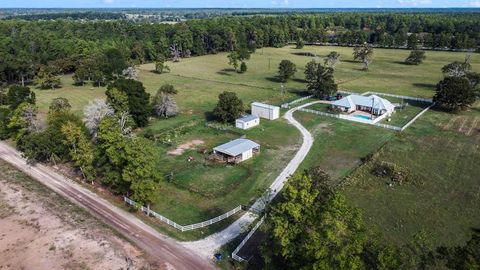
[343,103,480,247]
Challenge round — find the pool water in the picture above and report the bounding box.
[353,114,371,120]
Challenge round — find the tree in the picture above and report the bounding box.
[442,61,471,78]
[83,99,114,138]
[106,87,130,113]
[16,131,56,163]
[228,51,240,71]
[170,44,181,62]
[6,85,36,110]
[407,33,419,49]
[158,84,178,95]
[305,62,338,99]
[212,91,244,123]
[262,170,368,270]
[296,38,305,49]
[7,102,39,141]
[152,91,179,118]
[122,66,139,80]
[433,77,476,111]
[48,97,71,114]
[108,79,151,127]
[61,121,96,181]
[278,60,297,82]
[72,66,88,85]
[353,43,374,70]
[240,61,248,73]
[154,56,170,74]
[324,51,341,69]
[405,50,426,65]
[102,48,127,78]
[0,107,12,140]
[36,66,61,90]
[438,230,480,270]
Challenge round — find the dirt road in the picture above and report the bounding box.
[0,141,215,270]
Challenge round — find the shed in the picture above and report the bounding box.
[213,139,260,163]
[251,102,280,120]
[235,115,260,130]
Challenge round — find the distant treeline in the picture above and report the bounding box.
[4,12,126,21]
[0,12,478,84]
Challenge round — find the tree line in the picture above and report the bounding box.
[0,12,478,85]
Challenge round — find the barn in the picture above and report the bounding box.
[251,102,280,120]
[235,115,260,130]
[213,139,260,163]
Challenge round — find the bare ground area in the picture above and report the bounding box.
[0,164,153,270]
[167,139,205,156]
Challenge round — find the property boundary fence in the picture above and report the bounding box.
[232,216,266,262]
[362,91,434,103]
[124,197,243,232]
[400,102,435,131]
[281,95,313,108]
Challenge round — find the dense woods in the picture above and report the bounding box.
[0,12,478,84]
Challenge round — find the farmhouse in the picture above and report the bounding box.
[235,115,260,130]
[213,139,260,163]
[251,102,280,120]
[332,94,395,116]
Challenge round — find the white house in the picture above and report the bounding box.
[213,139,260,163]
[235,115,260,130]
[251,102,280,120]
[332,94,395,116]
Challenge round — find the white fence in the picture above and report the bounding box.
[362,91,433,103]
[231,216,266,262]
[124,197,243,232]
[400,103,435,131]
[281,95,314,108]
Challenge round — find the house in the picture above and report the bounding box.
[213,139,260,163]
[235,115,260,130]
[332,94,395,116]
[251,102,280,120]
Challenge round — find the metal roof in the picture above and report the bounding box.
[332,94,395,112]
[236,115,259,123]
[251,102,279,110]
[213,139,260,157]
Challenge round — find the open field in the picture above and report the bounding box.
[28,45,480,240]
[0,160,153,270]
[342,103,480,247]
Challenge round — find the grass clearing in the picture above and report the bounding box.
[342,103,480,247]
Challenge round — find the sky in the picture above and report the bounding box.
[1,0,480,8]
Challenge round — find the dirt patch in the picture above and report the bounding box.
[167,139,204,156]
[0,180,152,270]
[440,116,480,138]
[312,122,333,136]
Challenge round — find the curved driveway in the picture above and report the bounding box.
[182,101,318,258]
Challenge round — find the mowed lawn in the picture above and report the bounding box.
[343,103,480,247]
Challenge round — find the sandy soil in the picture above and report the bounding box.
[0,180,151,270]
[167,139,204,156]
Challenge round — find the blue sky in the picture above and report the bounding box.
[1,0,480,8]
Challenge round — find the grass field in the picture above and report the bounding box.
[28,45,480,241]
[342,103,480,247]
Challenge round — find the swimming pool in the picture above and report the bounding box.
[353,114,371,120]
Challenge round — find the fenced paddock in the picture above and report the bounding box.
[124,197,243,232]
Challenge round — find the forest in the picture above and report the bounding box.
[0,12,479,85]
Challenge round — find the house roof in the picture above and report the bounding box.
[332,94,395,112]
[236,115,259,123]
[251,102,279,110]
[213,139,260,157]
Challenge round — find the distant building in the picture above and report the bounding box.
[332,94,395,116]
[235,115,260,130]
[251,102,280,120]
[213,139,260,163]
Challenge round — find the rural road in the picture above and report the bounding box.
[182,101,318,258]
[0,141,216,270]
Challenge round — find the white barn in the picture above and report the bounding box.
[251,102,280,120]
[235,115,260,130]
[213,139,260,163]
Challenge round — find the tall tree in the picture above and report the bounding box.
[433,77,476,111]
[48,97,71,114]
[405,50,426,65]
[152,91,179,118]
[305,62,338,99]
[6,85,36,110]
[278,60,297,82]
[7,102,39,141]
[353,43,374,70]
[213,91,244,123]
[324,51,341,69]
[108,79,151,127]
[61,121,96,181]
[83,99,114,138]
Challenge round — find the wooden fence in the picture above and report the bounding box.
[281,95,314,108]
[124,197,243,232]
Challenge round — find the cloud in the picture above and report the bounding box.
[397,0,432,6]
[103,0,114,4]
[467,0,480,7]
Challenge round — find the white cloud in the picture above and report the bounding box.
[467,0,480,7]
[397,0,432,6]
[103,0,114,4]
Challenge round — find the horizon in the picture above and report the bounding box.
[1,0,480,9]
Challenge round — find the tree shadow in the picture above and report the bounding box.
[342,59,360,64]
[216,68,236,76]
[412,83,436,89]
[291,52,317,57]
[292,77,307,84]
[265,76,283,83]
[204,111,217,122]
[393,61,411,65]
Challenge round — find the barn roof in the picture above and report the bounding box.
[251,102,279,110]
[236,115,259,123]
[213,139,260,157]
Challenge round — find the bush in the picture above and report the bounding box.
[239,62,247,73]
[371,161,412,185]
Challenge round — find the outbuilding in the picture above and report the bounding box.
[251,102,280,120]
[213,139,260,163]
[235,115,260,130]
